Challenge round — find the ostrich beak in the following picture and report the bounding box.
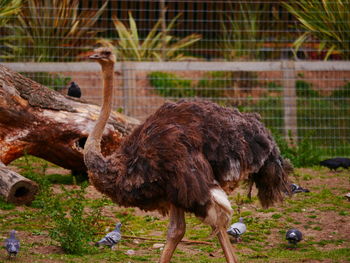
[89,53,101,60]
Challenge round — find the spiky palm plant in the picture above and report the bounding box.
[98,12,201,61]
[0,0,22,27]
[219,2,270,60]
[5,0,108,61]
[283,0,350,60]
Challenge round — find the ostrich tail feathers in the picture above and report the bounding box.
[202,188,233,235]
[250,156,292,208]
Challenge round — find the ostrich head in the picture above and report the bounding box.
[88,47,116,66]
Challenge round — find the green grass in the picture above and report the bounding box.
[1,158,350,262]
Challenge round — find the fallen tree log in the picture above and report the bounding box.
[0,64,139,203]
[0,161,38,204]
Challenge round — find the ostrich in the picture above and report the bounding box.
[84,47,291,263]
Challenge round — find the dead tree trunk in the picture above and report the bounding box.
[0,161,38,204]
[0,64,139,204]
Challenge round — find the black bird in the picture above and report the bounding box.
[286,229,302,247]
[4,230,20,257]
[95,222,122,248]
[290,183,310,194]
[320,157,350,171]
[67,81,81,98]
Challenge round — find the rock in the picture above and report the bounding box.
[152,243,165,249]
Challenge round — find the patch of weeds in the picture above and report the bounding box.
[271,213,283,219]
[257,207,276,213]
[148,71,194,98]
[331,82,350,98]
[115,208,138,222]
[195,71,231,99]
[271,132,321,167]
[296,80,319,97]
[266,81,283,93]
[302,174,312,181]
[240,211,253,217]
[307,215,317,219]
[42,183,104,255]
[47,174,74,185]
[313,226,322,231]
[0,197,15,210]
[144,215,159,222]
[339,210,349,216]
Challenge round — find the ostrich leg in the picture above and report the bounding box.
[159,204,186,263]
[217,228,239,263]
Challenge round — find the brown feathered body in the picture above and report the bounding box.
[86,99,290,218]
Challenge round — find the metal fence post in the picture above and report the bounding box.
[122,62,136,116]
[282,60,297,146]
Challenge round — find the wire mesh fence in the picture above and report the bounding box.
[1,0,350,158]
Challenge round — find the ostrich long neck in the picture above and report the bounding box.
[84,63,114,169]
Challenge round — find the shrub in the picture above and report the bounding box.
[43,183,104,254]
[331,82,350,98]
[196,72,231,99]
[272,131,321,168]
[148,71,193,98]
[296,80,319,97]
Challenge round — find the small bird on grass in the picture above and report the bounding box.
[95,222,122,248]
[290,183,310,194]
[67,81,82,98]
[227,217,246,242]
[286,229,302,249]
[319,157,350,171]
[4,230,20,258]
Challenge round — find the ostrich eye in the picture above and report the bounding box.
[102,51,111,56]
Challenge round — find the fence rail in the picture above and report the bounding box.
[4,61,350,72]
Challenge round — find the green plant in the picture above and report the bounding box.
[99,12,201,61]
[196,71,230,99]
[23,72,71,91]
[0,0,21,27]
[283,0,350,60]
[0,197,15,210]
[219,2,270,60]
[331,82,350,98]
[296,80,319,97]
[272,132,321,168]
[4,0,108,61]
[43,183,104,254]
[148,71,193,97]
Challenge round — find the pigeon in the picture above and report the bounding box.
[319,157,350,171]
[290,183,310,194]
[345,192,350,201]
[67,81,81,98]
[286,229,302,247]
[95,222,122,248]
[227,217,246,242]
[4,230,20,257]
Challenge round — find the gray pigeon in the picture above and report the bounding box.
[4,230,20,257]
[227,217,246,242]
[290,183,310,194]
[286,229,302,247]
[95,222,122,248]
